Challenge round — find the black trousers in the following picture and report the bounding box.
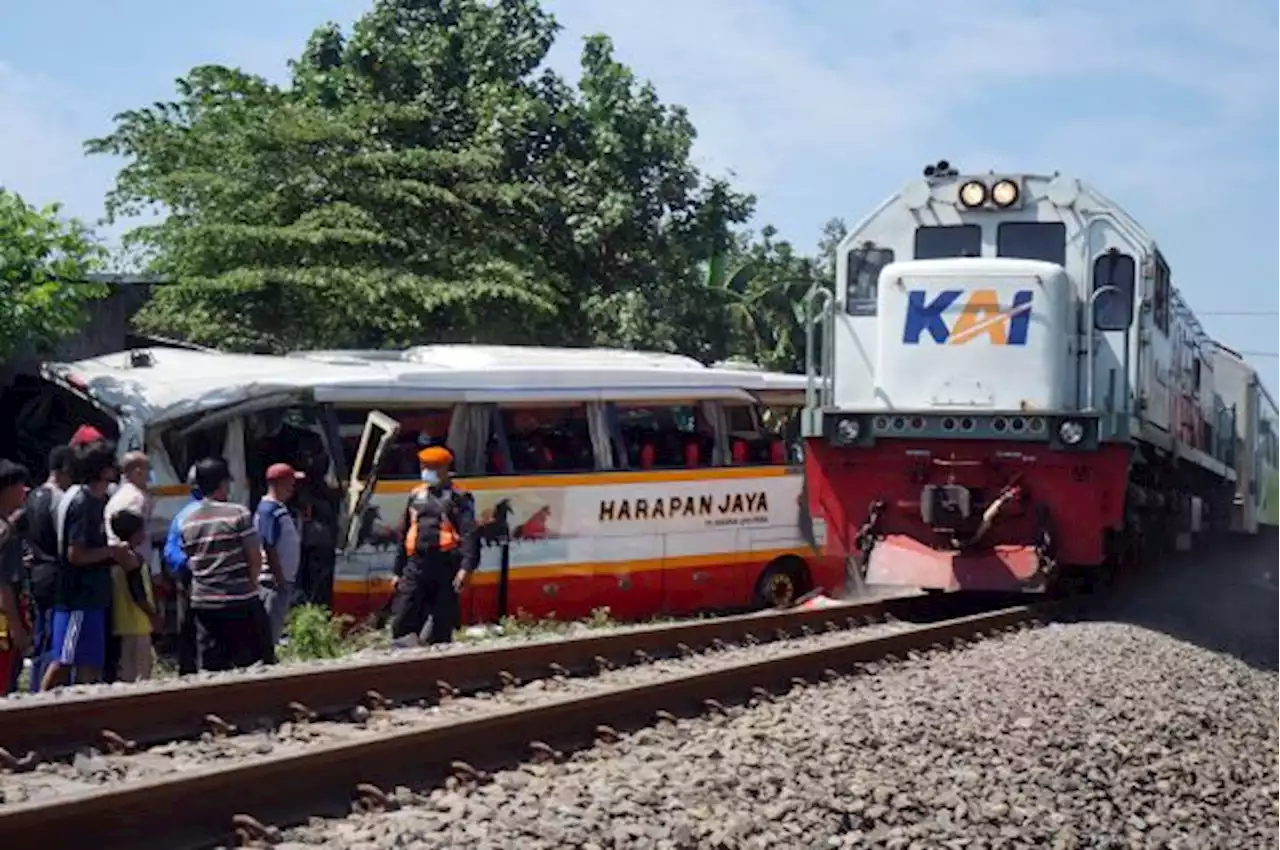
[192,601,268,672]
[300,546,336,610]
[176,574,199,676]
[389,556,461,645]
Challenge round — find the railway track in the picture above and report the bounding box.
[0,594,1048,849]
[0,592,954,760]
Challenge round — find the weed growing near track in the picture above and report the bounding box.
[278,604,390,661]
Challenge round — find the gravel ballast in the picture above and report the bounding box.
[0,619,917,806]
[278,542,1278,850]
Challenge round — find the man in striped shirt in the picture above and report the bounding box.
[179,457,268,671]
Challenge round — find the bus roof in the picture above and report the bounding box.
[290,345,707,371]
[42,345,806,426]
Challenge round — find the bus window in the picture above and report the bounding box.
[612,403,715,470]
[332,407,452,480]
[499,405,595,473]
[243,406,328,504]
[163,421,228,482]
[723,403,799,466]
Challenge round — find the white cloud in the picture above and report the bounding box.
[543,0,1277,241]
[3,0,1274,258]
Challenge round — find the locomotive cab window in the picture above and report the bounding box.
[997,222,1066,267]
[1152,251,1171,334]
[914,225,981,260]
[844,244,894,316]
[1091,250,1136,331]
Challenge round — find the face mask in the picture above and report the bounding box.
[421,469,440,485]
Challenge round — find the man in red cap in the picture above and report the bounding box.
[69,425,105,447]
[389,445,477,645]
[255,463,304,645]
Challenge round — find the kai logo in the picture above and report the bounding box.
[902,289,1034,346]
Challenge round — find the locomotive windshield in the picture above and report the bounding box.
[996,221,1067,266]
[914,224,980,259]
[844,245,895,315]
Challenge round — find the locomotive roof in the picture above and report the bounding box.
[41,345,806,426]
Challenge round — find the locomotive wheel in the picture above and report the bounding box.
[754,558,809,608]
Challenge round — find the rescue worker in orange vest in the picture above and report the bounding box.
[389,445,477,645]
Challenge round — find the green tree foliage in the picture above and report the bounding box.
[0,188,108,361]
[87,0,758,357]
[816,217,848,286]
[717,225,821,373]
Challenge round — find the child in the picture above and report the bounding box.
[108,510,161,682]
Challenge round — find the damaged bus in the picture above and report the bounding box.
[24,345,838,627]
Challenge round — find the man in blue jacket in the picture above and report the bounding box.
[163,466,202,675]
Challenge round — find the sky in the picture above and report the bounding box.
[1,0,1276,392]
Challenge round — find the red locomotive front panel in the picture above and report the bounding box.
[806,433,1130,592]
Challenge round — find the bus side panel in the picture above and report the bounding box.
[587,532,664,621]
[662,528,744,613]
[336,467,809,625]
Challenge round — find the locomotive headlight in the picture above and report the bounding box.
[991,179,1020,208]
[1058,419,1085,445]
[958,180,988,208]
[836,418,861,444]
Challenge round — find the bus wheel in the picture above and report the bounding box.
[754,557,810,609]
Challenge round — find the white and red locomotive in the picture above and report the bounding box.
[802,161,1248,593]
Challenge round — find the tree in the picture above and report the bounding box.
[816,217,847,287]
[715,225,819,373]
[87,0,751,358]
[87,62,558,352]
[548,37,754,356]
[0,188,108,361]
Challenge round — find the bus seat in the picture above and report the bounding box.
[769,440,787,464]
[684,439,702,468]
[731,439,749,465]
[639,443,656,470]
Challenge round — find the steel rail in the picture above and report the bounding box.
[0,604,1045,850]
[0,593,949,759]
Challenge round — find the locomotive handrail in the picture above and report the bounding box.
[804,285,835,411]
[1085,284,1122,413]
[1079,212,1145,419]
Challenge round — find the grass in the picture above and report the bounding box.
[281,603,703,657]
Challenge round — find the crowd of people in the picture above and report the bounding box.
[0,427,483,695]
[0,427,309,694]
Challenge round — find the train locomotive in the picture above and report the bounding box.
[802,161,1276,594]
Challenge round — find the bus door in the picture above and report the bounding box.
[337,410,401,619]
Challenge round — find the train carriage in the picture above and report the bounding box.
[1210,343,1279,532]
[802,161,1270,593]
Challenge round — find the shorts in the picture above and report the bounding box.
[51,609,108,670]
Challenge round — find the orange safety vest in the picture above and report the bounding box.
[403,485,463,558]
